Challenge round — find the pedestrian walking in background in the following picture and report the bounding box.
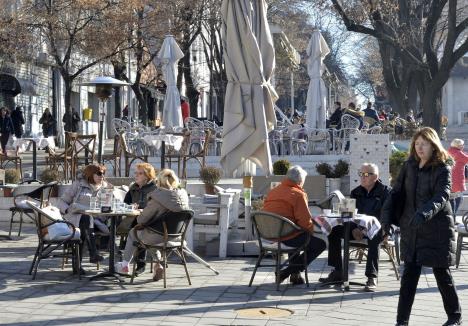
[0,107,15,153]
[39,108,56,137]
[63,107,81,132]
[11,106,25,138]
[181,97,190,123]
[448,138,468,217]
[382,127,462,326]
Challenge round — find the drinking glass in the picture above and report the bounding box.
[90,197,98,210]
[332,202,340,214]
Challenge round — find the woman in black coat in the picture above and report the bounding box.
[0,107,15,153]
[382,127,462,326]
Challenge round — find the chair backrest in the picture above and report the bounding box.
[14,182,58,208]
[309,190,345,209]
[341,114,360,129]
[112,134,122,156]
[251,211,301,241]
[71,134,96,160]
[26,200,64,239]
[367,126,382,134]
[147,210,194,239]
[112,118,132,134]
[119,132,131,155]
[463,212,468,232]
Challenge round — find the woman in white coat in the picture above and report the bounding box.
[57,164,111,273]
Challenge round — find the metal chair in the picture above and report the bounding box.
[249,211,311,291]
[130,210,194,288]
[456,212,468,268]
[8,182,57,237]
[26,201,81,280]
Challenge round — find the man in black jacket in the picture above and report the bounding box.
[319,163,391,291]
[11,106,25,138]
[327,101,343,128]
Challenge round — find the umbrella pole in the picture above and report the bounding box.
[161,140,165,169]
[97,100,105,164]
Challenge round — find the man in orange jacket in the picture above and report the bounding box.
[263,165,326,285]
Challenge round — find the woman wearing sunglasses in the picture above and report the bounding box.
[117,163,158,275]
[57,164,111,274]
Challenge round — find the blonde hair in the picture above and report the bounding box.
[156,169,179,189]
[450,138,464,149]
[135,163,157,181]
[409,127,450,166]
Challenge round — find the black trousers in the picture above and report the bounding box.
[0,133,9,153]
[328,225,383,278]
[397,261,462,323]
[281,233,326,274]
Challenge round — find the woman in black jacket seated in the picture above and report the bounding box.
[382,127,462,326]
[119,163,157,274]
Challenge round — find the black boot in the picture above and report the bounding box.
[87,230,104,264]
[73,242,86,275]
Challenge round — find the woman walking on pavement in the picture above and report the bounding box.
[0,107,15,153]
[382,127,462,326]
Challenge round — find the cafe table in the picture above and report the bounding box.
[313,212,381,291]
[82,209,140,282]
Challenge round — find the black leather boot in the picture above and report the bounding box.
[87,230,104,264]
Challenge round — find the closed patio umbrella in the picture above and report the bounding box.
[305,30,330,129]
[220,0,277,177]
[158,35,184,130]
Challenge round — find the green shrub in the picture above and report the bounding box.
[315,162,334,178]
[40,168,64,184]
[333,160,349,178]
[199,166,222,185]
[390,150,408,185]
[5,169,20,184]
[273,159,291,175]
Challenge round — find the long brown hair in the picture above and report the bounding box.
[409,127,450,166]
[82,164,106,185]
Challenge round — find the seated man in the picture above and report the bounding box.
[319,163,391,291]
[263,165,326,285]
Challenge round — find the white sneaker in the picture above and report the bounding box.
[115,262,129,275]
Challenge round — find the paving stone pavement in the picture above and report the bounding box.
[0,222,467,326]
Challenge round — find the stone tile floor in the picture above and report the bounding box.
[0,223,467,326]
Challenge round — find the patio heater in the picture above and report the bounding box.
[80,77,131,163]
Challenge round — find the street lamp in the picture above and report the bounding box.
[80,76,131,163]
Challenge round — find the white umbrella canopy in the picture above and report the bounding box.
[220,0,277,177]
[158,35,184,130]
[305,30,330,129]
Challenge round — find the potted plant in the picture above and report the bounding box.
[389,150,408,186]
[4,169,21,197]
[334,159,350,195]
[199,166,222,195]
[316,160,349,194]
[273,159,291,175]
[40,168,64,197]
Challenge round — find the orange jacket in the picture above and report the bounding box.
[263,178,314,241]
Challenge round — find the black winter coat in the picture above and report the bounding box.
[124,181,157,209]
[351,179,391,220]
[0,116,15,135]
[382,157,456,268]
[11,109,25,137]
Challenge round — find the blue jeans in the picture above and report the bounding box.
[450,197,463,216]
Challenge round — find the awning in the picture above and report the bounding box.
[0,74,37,96]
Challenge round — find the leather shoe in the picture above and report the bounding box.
[319,270,343,283]
[442,319,462,326]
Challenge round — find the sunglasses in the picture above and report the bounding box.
[358,171,375,178]
[95,171,105,176]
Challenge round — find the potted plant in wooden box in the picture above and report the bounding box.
[199,166,222,195]
[4,169,21,197]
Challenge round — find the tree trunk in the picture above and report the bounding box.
[421,90,442,135]
[132,84,148,125]
[113,61,126,119]
[63,76,72,116]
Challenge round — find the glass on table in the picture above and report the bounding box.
[90,197,98,210]
[332,202,340,214]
